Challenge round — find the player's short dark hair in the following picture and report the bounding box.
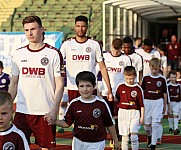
[144,38,153,46]
[168,70,177,78]
[175,68,181,73]
[123,36,133,45]
[0,61,3,68]
[75,15,88,25]
[22,15,42,27]
[112,38,123,50]
[124,66,137,76]
[76,71,96,87]
[157,44,166,52]
[0,91,13,109]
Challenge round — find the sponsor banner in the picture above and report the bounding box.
[0,32,64,67]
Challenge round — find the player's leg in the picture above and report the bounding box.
[143,99,152,148]
[130,109,140,150]
[173,102,181,135]
[118,109,130,150]
[151,99,163,149]
[31,115,56,149]
[13,112,32,144]
[168,102,174,133]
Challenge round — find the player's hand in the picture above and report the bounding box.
[107,93,113,101]
[45,110,57,125]
[140,116,144,125]
[114,141,120,150]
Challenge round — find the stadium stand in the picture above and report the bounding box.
[0,0,104,40]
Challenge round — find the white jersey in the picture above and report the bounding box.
[11,43,62,115]
[102,52,131,96]
[128,52,143,82]
[135,48,160,75]
[60,37,103,90]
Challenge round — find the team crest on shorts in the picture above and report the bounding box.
[93,108,101,118]
[156,81,162,87]
[119,61,124,66]
[41,57,49,66]
[3,142,15,150]
[131,91,137,97]
[86,47,91,53]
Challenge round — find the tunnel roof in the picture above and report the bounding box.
[104,0,181,21]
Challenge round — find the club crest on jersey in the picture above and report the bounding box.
[156,81,162,87]
[93,108,101,118]
[41,57,49,66]
[3,142,15,150]
[131,91,137,97]
[1,79,7,84]
[86,47,91,53]
[119,61,124,66]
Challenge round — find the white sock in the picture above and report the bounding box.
[122,135,129,150]
[131,134,139,150]
[168,117,173,129]
[174,117,179,130]
[152,122,159,145]
[158,124,163,139]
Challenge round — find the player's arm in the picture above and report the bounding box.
[138,70,143,85]
[98,61,113,101]
[163,93,168,114]
[140,107,144,125]
[55,120,70,128]
[107,125,120,149]
[8,75,19,101]
[49,76,64,120]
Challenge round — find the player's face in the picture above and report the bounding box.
[24,22,44,43]
[75,21,88,37]
[150,65,160,76]
[122,43,132,55]
[176,72,181,79]
[143,45,152,53]
[0,67,3,75]
[78,81,95,100]
[124,75,135,85]
[169,74,177,84]
[0,102,12,131]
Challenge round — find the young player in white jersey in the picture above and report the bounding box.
[167,70,181,135]
[8,16,64,150]
[45,71,120,150]
[0,91,29,150]
[141,58,169,150]
[116,66,144,150]
[135,38,160,76]
[60,15,112,102]
[122,36,143,85]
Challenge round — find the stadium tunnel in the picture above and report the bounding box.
[102,0,181,51]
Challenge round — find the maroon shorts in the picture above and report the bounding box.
[13,112,56,148]
[68,89,97,102]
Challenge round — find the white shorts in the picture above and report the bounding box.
[144,98,163,124]
[170,101,181,115]
[118,108,140,135]
[61,87,69,103]
[72,137,105,150]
